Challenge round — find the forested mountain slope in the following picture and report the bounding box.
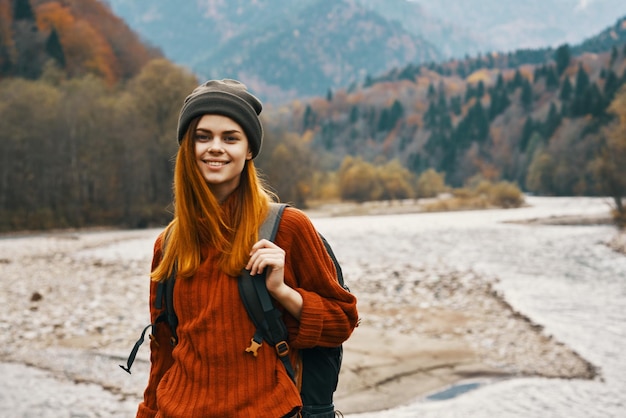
[102,0,444,101]
[0,0,161,82]
[264,16,626,197]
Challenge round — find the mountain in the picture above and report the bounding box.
[411,0,626,53]
[101,0,443,101]
[102,0,626,102]
[0,0,161,82]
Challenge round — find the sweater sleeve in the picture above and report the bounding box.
[274,207,358,349]
[136,235,175,418]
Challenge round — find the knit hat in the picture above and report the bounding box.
[177,79,264,158]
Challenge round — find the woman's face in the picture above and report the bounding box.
[194,114,252,202]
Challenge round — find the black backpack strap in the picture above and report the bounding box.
[119,322,154,374]
[120,265,178,374]
[239,203,295,380]
[162,268,179,346]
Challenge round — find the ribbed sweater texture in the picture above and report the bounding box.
[136,207,358,417]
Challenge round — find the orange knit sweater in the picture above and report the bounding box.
[136,207,358,418]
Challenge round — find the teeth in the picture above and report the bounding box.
[207,161,226,166]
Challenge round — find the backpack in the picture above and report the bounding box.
[121,203,348,418]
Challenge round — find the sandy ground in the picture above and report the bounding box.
[0,202,620,416]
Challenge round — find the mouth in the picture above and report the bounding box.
[203,160,229,167]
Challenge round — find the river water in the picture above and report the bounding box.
[324,196,625,418]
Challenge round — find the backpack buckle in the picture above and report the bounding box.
[245,338,263,357]
[275,341,290,357]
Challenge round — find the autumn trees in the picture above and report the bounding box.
[1,0,160,83]
[594,85,626,227]
[0,59,197,231]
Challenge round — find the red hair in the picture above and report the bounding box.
[151,117,275,280]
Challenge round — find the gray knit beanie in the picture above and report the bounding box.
[177,79,264,158]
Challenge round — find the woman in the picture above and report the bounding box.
[137,79,358,418]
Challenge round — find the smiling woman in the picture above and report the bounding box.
[132,79,358,418]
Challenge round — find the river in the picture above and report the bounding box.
[327,196,625,418]
[1,196,624,417]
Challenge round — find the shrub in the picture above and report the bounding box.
[488,181,525,208]
[416,169,447,198]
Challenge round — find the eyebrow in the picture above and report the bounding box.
[195,128,242,135]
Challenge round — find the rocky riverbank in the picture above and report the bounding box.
[607,230,626,255]
[0,221,602,416]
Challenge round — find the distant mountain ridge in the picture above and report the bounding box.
[101,0,445,101]
[411,0,626,52]
[102,0,626,102]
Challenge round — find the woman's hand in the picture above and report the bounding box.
[246,239,302,319]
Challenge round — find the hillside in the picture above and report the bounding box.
[263,15,626,197]
[0,0,161,82]
[103,0,626,102]
[102,0,443,101]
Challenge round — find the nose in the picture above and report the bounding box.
[206,137,225,153]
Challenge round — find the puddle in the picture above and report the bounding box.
[425,382,482,401]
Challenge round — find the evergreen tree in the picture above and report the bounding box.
[475,102,490,142]
[389,100,404,126]
[45,29,66,68]
[424,101,438,129]
[555,44,571,76]
[583,83,605,117]
[463,100,489,143]
[14,0,35,21]
[464,84,476,102]
[427,82,436,99]
[512,69,524,89]
[439,110,452,131]
[604,70,620,103]
[545,66,559,90]
[450,95,462,115]
[574,64,590,98]
[610,45,618,66]
[303,105,316,130]
[476,80,485,98]
[489,88,510,120]
[437,87,447,111]
[519,117,534,151]
[377,108,390,132]
[543,102,561,138]
[521,79,533,111]
[495,73,504,90]
[0,43,11,74]
[349,106,359,124]
[560,77,573,101]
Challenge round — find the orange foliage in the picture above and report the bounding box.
[466,68,493,84]
[66,0,156,78]
[518,65,535,83]
[405,113,422,127]
[35,1,119,84]
[25,0,158,81]
[0,0,14,67]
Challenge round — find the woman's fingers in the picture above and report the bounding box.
[246,239,285,275]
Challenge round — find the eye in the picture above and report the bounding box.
[224,135,239,142]
[194,132,211,142]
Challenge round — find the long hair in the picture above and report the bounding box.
[151,117,275,281]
